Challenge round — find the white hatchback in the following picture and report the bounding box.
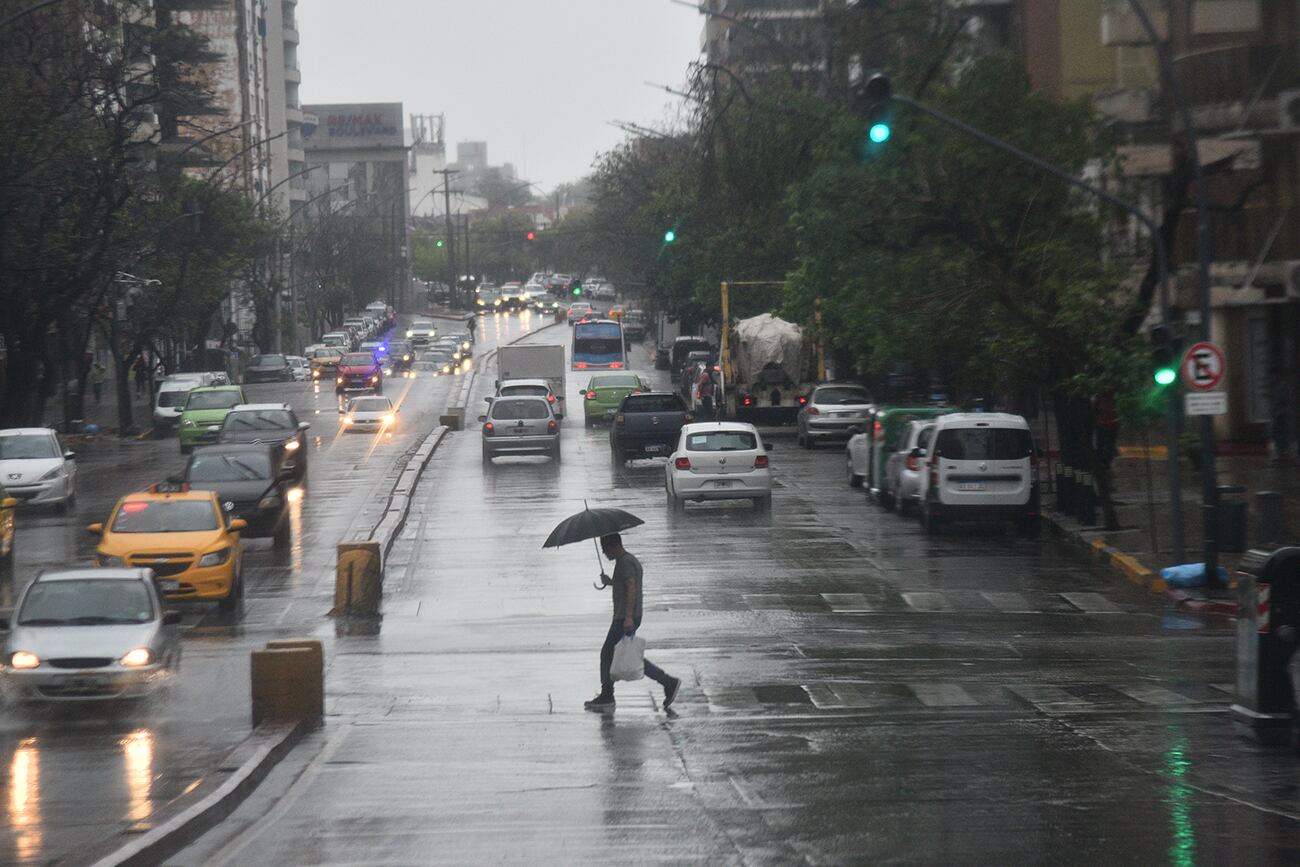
[0,428,77,511]
[341,396,398,432]
[665,422,772,512]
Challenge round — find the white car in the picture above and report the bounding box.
[665,422,772,512]
[152,374,210,432]
[0,428,77,511]
[286,356,309,381]
[492,378,563,419]
[340,395,398,432]
[915,412,1040,537]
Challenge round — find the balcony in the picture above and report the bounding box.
[1174,43,1298,110]
[1100,3,1168,46]
[283,26,299,44]
[285,65,301,84]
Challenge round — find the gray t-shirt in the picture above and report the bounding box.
[611,551,643,621]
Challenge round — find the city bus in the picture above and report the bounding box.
[571,319,627,370]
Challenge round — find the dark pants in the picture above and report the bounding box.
[599,617,672,696]
[698,396,714,420]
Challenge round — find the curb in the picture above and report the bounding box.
[369,426,449,562]
[1043,511,1166,594]
[77,720,308,867]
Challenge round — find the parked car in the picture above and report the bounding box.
[335,351,384,395]
[609,392,692,463]
[665,422,772,512]
[341,396,399,432]
[0,428,77,511]
[216,404,311,482]
[796,383,873,448]
[622,310,647,341]
[0,568,183,701]
[846,405,956,497]
[582,372,645,427]
[183,444,292,546]
[243,354,294,384]
[879,420,938,514]
[916,413,1040,537]
[480,395,561,464]
[286,355,309,381]
[178,385,247,453]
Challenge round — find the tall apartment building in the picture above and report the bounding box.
[266,0,307,216]
[700,0,842,89]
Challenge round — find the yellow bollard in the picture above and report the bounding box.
[250,646,322,726]
[332,542,382,616]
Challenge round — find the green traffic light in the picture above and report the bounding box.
[572,287,582,296]
[868,123,891,144]
[436,240,444,248]
[663,230,676,243]
[1154,367,1177,386]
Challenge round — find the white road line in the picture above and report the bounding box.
[1008,684,1087,709]
[1117,685,1197,705]
[980,592,1034,613]
[1060,592,1123,613]
[909,683,979,707]
[901,591,952,612]
[820,593,873,612]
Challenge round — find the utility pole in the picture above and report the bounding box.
[433,169,460,307]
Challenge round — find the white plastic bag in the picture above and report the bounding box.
[610,634,646,681]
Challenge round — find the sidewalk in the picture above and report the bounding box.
[1044,449,1297,615]
[41,374,155,435]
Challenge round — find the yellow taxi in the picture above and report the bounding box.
[1,485,16,581]
[88,483,247,613]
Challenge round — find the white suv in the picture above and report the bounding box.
[916,413,1039,537]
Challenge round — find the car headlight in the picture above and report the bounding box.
[406,330,414,337]
[462,341,470,350]
[182,419,196,428]
[40,465,64,481]
[336,377,344,384]
[120,648,154,668]
[258,494,283,510]
[442,366,450,374]
[403,355,410,361]
[98,554,124,568]
[9,651,40,670]
[283,439,300,451]
[342,416,353,425]
[382,414,395,425]
[198,548,231,568]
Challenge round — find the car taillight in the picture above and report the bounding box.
[575,362,588,369]
[585,391,597,400]
[873,421,884,440]
[905,454,919,472]
[754,455,769,469]
[484,422,494,435]
[797,395,808,406]
[547,393,556,402]
[806,406,820,416]
[742,393,753,407]
[547,420,557,432]
[675,457,691,470]
[610,362,623,369]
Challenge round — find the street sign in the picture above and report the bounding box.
[1181,341,1225,391]
[1185,391,1228,416]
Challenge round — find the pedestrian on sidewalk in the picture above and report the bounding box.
[132,356,148,397]
[585,533,681,712]
[89,362,106,404]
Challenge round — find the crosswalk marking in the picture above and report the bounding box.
[1117,685,1196,705]
[901,591,953,612]
[980,592,1033,612]
[1008,684,1090,709]
[804,682,882,709]
[820,593,873,612]
[1061,592,1123,613]
[910,683,979,707]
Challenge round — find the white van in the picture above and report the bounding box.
[152,374,211,432]
[916,413,1039,537]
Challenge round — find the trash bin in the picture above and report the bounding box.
[1218,484,1249,553]
[1232,546,1300,745]
[1257,491,1285,545]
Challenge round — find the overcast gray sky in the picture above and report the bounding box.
[297,0,701,191]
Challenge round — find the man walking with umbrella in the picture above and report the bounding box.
[584,533,681,712]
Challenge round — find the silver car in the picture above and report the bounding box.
[881,421,936,515]
[797,383,873,448]
[480,395,561,463]
[1,568,182,702]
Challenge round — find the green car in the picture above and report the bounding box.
[848,405,958,496]
[179,385,247,453]
[582,372,646,427]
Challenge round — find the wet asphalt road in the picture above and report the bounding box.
[164,325,1300,865]
[0,310,552,866]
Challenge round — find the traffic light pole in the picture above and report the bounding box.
[892,93,1183,559]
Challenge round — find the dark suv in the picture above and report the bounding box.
[216,403,311,482]
[243,354,293,384]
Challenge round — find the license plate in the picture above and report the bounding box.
[66,676,102,689]
[957,482,986,491]
[644,445,663,454]
[712,480,732,488]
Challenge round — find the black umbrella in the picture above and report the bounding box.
[543,501,644,588]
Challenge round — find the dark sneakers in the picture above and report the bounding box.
[584,693,615,711]
[663,677,682,709]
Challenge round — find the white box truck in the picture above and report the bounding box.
[497,344,567,418]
